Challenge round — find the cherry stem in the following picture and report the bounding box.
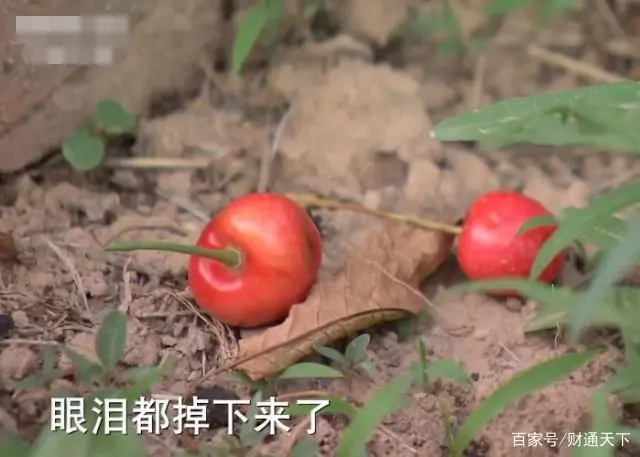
[286,194,463,235]
[105,240,243,269]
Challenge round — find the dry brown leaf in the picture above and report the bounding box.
[233,223,454,380]
[0,231,17,261]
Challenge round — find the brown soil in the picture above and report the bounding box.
[1,1,640,457]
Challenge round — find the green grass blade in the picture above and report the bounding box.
[525,287,640,333]
[450,350,599,457]
[278,362,343,380]
[431,82,640,151]
[335,376,412,457]
[530,182,640,278]
[230,4,267,74]
[567,216,640,341]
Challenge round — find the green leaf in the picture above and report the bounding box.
[290,438,319,457]
[576,213,628,252]
[449,350,599,457]
[0,430,31,455]
[89,421,146,457]
[95,309,127,370]
[568,216,640,341]
[485,0,532,16]
[526,286,640,334]
[571,389,621,457]
[344,334,370,365]
[517,214,558,235]
[395,314,420,342]
[538,0,574,23]
[314,344,346,364]
[92,99,136,135]
[285,396,356,418]
[431,82,640,152]
[61,347,104,384]
[240,391,266,447]
[278,362,343,380]
[530,182,640,279]
[263,0,284,42]
[425,359,471,385]
[447,278,575,304]
[230,4,268,74]
[30,426,92,457]
[62,127,105,171]
[122,358,174,402]
[335,376,412,457]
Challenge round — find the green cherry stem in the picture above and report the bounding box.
[105,240,243,269]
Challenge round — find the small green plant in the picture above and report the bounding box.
[314,333,374,374]
[4,309,173,457]
[62,99,136,171]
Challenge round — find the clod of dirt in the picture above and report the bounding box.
[0,314,14,338]
[231,223,454,380]
[45,183,120,222]
[340,0,410,46]
[0,345,38,384]
[136,104,268,195]
[193,385,241,430]
[268,59,440,199]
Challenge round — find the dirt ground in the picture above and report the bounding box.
[2,1,640,456]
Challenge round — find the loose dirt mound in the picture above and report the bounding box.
[1,1,640,456]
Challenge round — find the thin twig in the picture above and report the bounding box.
[286,194,462,235]
[527,44,627,83]
[103,156,214,169]
[0,338,60,346]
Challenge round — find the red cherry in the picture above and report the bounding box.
[188,193,322,327]
[457,190,564,296]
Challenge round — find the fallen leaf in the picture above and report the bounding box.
[234,223,454,380]
[0,231,17,261]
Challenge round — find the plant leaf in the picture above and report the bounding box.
[0,430,31,455]
[526,286,640,334]
[530,182,640,279]
[61,347,104,384]
[290,438,319,457]
[62,127,105,171]
[425,359,471,385]
[568,216,640,341]
[431,82,640,153]
[485,0,532,16]
[449,350,599,457]
[285,396,355,418]
[335,376,412,457]
[30,426,92,457]
[517,214,558,235]
[89,421,146,457]
[314,344,346,364]
[122,358,174,402]
[278,362,343,380]
[344,334,370,365]
[93,99,136,135]
[230,4,267,74]
[95,310,127,370]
